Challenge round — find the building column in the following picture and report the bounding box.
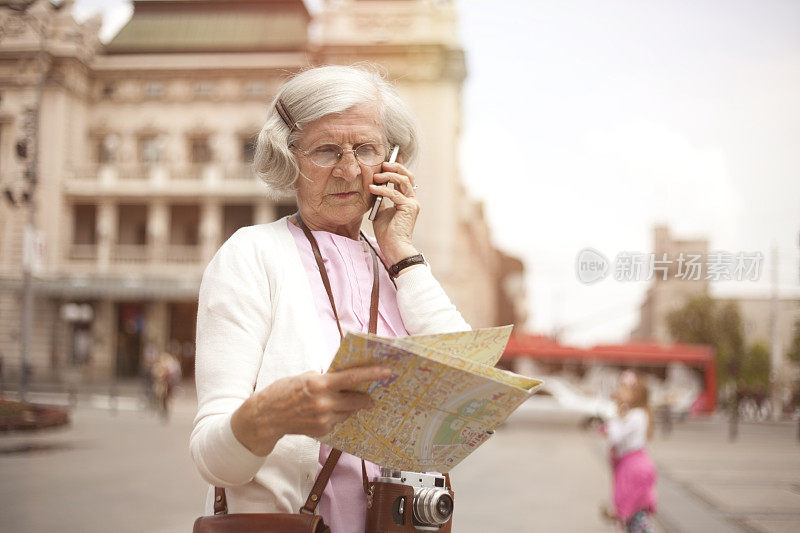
[144,300,169,351]
[91,299,116,380]
[96,200,116,272]
[201,200,222,263]
[148,200,168,260]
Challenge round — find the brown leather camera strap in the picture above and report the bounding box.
[295,213,380,341]
[213,215,381,517]
[296,212,381,501]
[296,215,345,340]
[295,214,454,501]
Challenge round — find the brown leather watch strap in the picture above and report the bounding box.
[389,253,425,279]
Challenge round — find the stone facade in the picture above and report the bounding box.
[0,0,524,384]
[631,224,799,384]
[630,224,711,343]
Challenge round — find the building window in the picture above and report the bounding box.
[144,82,165,99]
[245,81,267,98]
[222,204,254,242]
[95,134,117,164]
[72,204,97,245]
[102,84,115,99]
[138,135,163,165]
[117,204,148,245]
[194,81,215,98]
[189,136,213,164]
[169,204,200,245]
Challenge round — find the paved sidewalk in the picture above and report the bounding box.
[0,392,206,532]
[0,390,636,532]
[649,418,800,533]
[3,384,797,532]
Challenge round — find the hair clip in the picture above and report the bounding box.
[275,99,299,133]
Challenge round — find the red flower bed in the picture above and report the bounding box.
[0,399,70,431]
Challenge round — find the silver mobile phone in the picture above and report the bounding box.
[368,145,400,221]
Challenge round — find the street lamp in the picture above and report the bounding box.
[6,0,52,401]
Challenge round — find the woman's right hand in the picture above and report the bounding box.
[231,365,392,456]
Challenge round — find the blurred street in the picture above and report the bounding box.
[648,419,800,533]
[1,385,798,532]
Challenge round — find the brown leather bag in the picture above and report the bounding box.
[193,449,342,532]
[193,512,329,533]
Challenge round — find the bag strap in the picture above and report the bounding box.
[362,237,396,289]
[296,215,345,340]
[300,448,342,514]
[211,215,381,517]
[296,212,382,504]
[212,448,342,516]
[294,213,380,341]
[293,214,453,498]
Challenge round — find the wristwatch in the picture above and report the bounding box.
[389,253,426,279]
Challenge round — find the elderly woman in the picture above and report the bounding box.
[190,65,469,531]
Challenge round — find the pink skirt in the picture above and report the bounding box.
[612,448,658,522]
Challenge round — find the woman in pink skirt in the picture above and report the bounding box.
[604,371,658,532]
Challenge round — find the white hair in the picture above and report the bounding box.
[254,64,419,198]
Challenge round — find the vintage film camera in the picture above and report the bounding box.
[365,467,454,532]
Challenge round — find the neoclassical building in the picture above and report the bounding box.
[0,0,525,383]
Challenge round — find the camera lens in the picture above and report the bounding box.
[436,495,453,517]
[412,488,454,525]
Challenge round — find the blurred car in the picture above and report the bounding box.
[512,376,617,429]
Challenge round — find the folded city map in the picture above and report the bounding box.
[318,326,542,472]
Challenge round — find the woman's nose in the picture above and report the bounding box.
[332,152,360,180]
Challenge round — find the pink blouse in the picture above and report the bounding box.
[287,219,408,533]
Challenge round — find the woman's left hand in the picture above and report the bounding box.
[369,161,420,265]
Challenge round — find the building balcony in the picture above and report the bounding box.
[164,244,202,263]
[111,244,150,263]
[69,244,99,261]
[225,163,257,181]
[65,163,262,198]
[66,243,206,267]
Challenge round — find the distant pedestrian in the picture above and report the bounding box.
[601,370,658,532]
[152,349,181,420]
[141,340,158,409]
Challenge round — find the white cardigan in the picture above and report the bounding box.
[190,218,470,515]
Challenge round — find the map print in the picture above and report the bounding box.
[318,327,542,472]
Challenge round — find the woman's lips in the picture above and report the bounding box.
[331,191,358,199]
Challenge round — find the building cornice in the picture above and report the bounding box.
[90,51,311,74]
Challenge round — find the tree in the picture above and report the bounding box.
[741,342,771,390]
[666,296,745,388]
[665,295,718,345]
[787,318,800,364]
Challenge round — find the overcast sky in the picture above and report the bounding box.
[72,0,800,346]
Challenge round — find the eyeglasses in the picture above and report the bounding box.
[292,142,388,167]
